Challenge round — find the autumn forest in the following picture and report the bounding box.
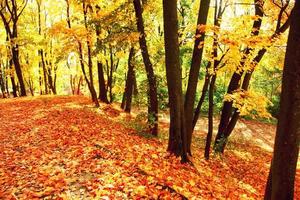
[0,0,299,199]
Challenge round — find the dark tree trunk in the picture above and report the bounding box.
[9,58,17,97]
[124,47,135,113]
[214,0,264,153]
[95,25,109,103]
[192,68,211,130]
[133,71,138,96]
[184,0,211,155]
[264,3,300,199]
[0,0,27,97]
[205,74,216,159]
[97,62,109,103]
[40,50,48,94]
[163,0,188,162]
[82,0,99,107]
[77,76,83,95]
[214,0,291,153]
[121,73,127,109]
[12,45,26,96]
[37,1,48,95]
[0,66,6,98]
[65,0,71,29]
[78,42,99,107]
[133,0,158,136]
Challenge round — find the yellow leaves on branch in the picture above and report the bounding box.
[224,89,272,119]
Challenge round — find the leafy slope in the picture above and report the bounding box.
[0,96,299,199]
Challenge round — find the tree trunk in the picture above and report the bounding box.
[214,0,264,153]
[205,74,216,159]
[163,0,188,162]
[264,3,300,199]
[8,58,17,97]
[0,66,6,98]
[82,0,99,107]
[192,68,211,130]
[97,62,109,103]
[133,0,158,136]
[12,45,26,96]
[124,47,135,113]
[95,25,109,103]
[184,0,211,155]
[78,42,99,107]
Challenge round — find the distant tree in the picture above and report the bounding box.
[162,0,188,162]
[264,2,300,199]
[0,0,28,96]
[122,47,135,113]
[133,0,159,136]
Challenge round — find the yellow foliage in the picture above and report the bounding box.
[224,89,272,119]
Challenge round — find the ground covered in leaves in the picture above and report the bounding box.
[0,96,299,199]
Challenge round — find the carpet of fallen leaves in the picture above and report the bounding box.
[0,96,299,200]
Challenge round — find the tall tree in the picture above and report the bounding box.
[163,0,188,162]
[133,0,159,136]
[80,0,99,107]
[0,0,28,96]
[122,47,135,113]
[214,0,264,153]
[214,0,291,153]
[264,2,300,199]
[184,0,211,154]
[95,22,109,103]
[204,0,226,160]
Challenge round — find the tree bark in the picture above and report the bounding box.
[214,0,291,153]
[0,0,28,97]
[184,0,211,155]
[133,0,158,136]
[124,47,135,113]
[264,3,300,199]
[214,0,264,152]
[95,24,109,103]
[163,0,188,162]
[82,0,99,107]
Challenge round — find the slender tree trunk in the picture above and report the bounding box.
[8,58,17,97]
[97,62,109,103]
[11,45,26,96]
[184,0,211,155]
[121,73,127,109]
[214,0,264,153]
[0,66,6,98]
[95,25,109,103]
[40,50,48,94]
[205,74,216,159]
[124,47,135,113]
[264,3,300,199]
[133,0,158,136]
[214,0,291,153]
[82,0,99,107]
[192,70,211,130]
[163,0,188,162]
[65,0,71,29]
[78,42,99,107]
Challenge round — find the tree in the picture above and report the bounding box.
[162,0,188,162]
[122,47,135,113]
[264,2,300,199]
[0,0,28,96]
[184,0,211,154]
[214,0,291,153]
[133,0,159,136]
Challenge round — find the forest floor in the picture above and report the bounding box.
[0,96,299,200]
